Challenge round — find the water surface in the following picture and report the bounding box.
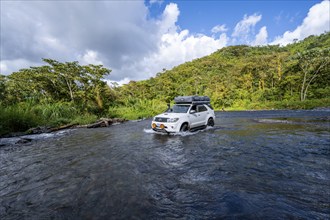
[1,110,329,219]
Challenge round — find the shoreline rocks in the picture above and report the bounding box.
[85,118,127,128]
[0,118,127,139]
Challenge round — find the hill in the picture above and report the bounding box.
[0,33,329,135]
[111,32,329,117]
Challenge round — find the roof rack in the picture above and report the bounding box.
[174,96,210,104]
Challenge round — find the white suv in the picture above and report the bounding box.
[151,96,215,133]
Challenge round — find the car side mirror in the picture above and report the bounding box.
[190,110,196,114]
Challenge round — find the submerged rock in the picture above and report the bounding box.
[15,138,33,144]
[0,118,127,140]
[86,118,127,128]
[26,126,51,134]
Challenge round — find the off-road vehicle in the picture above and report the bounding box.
[151,96,215,133]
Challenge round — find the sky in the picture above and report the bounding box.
[1,0,329,85]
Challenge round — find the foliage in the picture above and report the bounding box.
[0,32,329,135]
[0,103,41,136]
[228,98,330,111]
[292,48,330,101]
[108,99,167,120]
[115,32,330,111]
[0,102,99,136]
[3,59,113,112]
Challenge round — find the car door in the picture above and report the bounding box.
[196,105,208,126]
[188,105,200,128]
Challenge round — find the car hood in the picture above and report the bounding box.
[154,112,185,119]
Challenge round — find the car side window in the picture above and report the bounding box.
[197,105,207,112]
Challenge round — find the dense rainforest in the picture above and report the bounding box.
[0,32,329,136]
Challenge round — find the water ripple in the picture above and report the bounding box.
[1,110,329,219]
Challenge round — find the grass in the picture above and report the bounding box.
[0,105,41,136]
[109,98,330,120]
[225,98,330,111]
[108,99,167,120]
[1,98,328,136]
[0,102,99,136]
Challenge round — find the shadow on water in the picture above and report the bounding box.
[1,110,329,219]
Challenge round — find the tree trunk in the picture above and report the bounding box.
[95,87,103,110]
[300,66,308,101]
[64,77,74,102]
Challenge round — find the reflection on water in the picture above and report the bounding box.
[1,110,329,219]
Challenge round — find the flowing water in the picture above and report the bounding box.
[1,110,329,219]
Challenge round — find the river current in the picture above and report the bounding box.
[1,110,329,219]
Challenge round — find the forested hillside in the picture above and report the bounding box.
[115,32,330,111]
[0,33,329,135]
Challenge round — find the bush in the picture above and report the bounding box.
[32,102,79,120]
[224,98,330,111]
[0,105,41,136]
[0,102,97,136]
[72,114,98,125]
[108,99,167,120]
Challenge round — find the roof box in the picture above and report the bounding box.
[174,96,210,104]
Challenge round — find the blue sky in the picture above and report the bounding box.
[1,0,329,84]
[147,0,322,43]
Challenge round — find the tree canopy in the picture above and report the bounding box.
[114,32,330,109]
[2,59,114,112]
[0,32,329,122]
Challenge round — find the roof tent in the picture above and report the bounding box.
[174,96,210,104]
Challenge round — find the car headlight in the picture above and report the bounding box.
[167,118,179,123]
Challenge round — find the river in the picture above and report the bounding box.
[1,110,329,219]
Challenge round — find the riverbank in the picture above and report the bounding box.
[223,98,330,111]
[0,118,127,139]
[1,98,329,138]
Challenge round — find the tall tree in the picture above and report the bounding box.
[0,75,6,102]
[295,48,330,101]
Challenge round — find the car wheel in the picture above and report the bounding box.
[207,118,215,127]
[180,123,189,132]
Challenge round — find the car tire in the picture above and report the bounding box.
[180,123,189,132]
[207,118,215,127]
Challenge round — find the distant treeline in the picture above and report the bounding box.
[0,32,329,135]
[116,32,330,110]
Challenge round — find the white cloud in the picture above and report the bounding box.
[211,24,228,33]
[272,0,330,45]
[139,31,228,79]
[252,26,268,46]
[0,1,217,82]
[106,78,131,87]
[158,3,180,34]
[0,63,8,73]
[78,50,103,65]
[111,3,228,82]
[2,1,328,84]
[1,1,155,79]
[0,59,41,75]
[232,13,262,38]
[1,1,228,82]
[149,0,164,5]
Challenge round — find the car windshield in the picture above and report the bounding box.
[167,104,190,113]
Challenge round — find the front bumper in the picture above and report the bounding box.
[151,121,180,133]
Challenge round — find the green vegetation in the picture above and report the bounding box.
[1,33,329,136]
[0,59,114,136]
[115,32,330,111]
[107,99,167,120]
[0,102,99,136]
